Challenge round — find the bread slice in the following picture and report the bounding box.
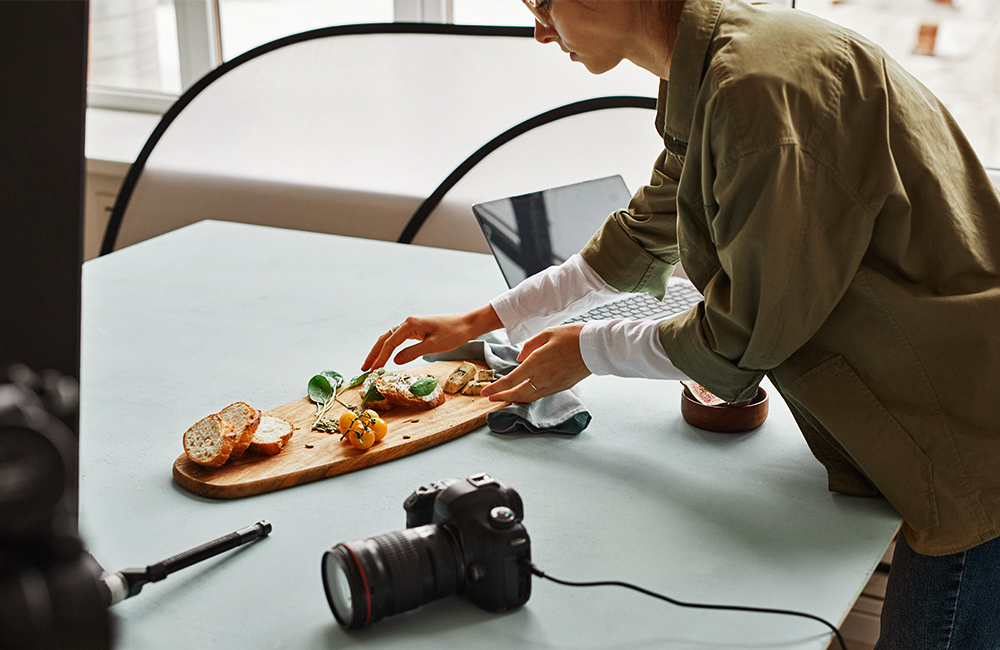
[219,401,261,459]
[361,369,445,410]
[358,371,393,412]
[183,414,237,468]
[247,415,294,456]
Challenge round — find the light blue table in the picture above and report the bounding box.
[79,221,900,649]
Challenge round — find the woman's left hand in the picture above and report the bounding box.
[480,323,591,403]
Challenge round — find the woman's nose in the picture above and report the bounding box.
[534,20,558,44]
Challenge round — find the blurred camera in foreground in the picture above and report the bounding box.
[322,472,531,628]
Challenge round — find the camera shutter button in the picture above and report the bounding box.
[489,506,516,529]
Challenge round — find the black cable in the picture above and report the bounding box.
[530,564,846,650]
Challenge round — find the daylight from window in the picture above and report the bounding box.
[798,0,1000,168]
[88,0,998,168]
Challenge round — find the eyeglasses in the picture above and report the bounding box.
[521,0,552,28]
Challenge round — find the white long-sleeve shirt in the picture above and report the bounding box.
[489,255,690,380]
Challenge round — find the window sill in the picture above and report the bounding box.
[85,106,161,176]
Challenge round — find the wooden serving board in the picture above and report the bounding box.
[172,361,505,499]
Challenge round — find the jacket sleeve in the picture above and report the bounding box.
[580,146,682,299]
[659,143,878,403]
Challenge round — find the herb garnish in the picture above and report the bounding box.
[308,369,384,431]
[308,371,347,429]
[359,382,384,410]
[409,377,438,397]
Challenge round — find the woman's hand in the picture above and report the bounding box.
[480,323,591,403]
[362,305,502,371]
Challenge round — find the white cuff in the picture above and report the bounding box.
[490,254,623,344]
[579,318,688,380]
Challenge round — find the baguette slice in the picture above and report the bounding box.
[183,414,237,468]
[248,415,294,456]
[358,371,393,412]
[219,401,261,459]
[362,369,445,410]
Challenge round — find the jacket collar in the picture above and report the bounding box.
[661,0,726,154]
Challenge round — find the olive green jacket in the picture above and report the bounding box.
[581,0,1000,555]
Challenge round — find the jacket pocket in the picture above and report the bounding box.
[789,355,939,532]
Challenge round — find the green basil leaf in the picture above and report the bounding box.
[409,377,438,397]
[346,371,370,389]
[308,374,334,405]
[321,370,344,390]
[361,383,384,405]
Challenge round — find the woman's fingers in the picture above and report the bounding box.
[391,334,437,366]
[481,324,590,403]
[362,306,503,372]
[483,373,549,403]
[362,313,473,370]
[362,320,411,371]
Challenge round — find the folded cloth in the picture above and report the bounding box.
[423,332,591,435]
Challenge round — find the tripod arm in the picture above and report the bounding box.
[102,520,272,605]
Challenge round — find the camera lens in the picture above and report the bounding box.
[322,524,463,628]
[323,556,354,624]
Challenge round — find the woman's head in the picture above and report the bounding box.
[528,1,686,78]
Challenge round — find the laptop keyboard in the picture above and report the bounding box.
[564,281,703,324]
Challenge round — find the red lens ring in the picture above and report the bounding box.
[344,544,373,627]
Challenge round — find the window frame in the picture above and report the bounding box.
[88,0,453,113]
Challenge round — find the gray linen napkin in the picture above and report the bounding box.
[423,332,591,435]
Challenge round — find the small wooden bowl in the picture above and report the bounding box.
[680,386,768,433]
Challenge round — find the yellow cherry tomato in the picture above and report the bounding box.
[338,410,385,449]
[360,410,387,440]
[348,415,367,435]
[349,427,375,450]
[338,411,357,436]
[370,416,388,441]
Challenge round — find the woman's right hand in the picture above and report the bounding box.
[361,304,503,371]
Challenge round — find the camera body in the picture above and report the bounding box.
[404,473,531,613]
[322,472,531,628]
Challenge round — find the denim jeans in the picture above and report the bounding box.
[875,532,1000,650]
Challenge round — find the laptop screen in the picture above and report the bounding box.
[471,175,632,288]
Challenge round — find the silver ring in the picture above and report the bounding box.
[389,324,401,335]
[528,380,538,391]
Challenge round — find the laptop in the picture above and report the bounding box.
[471,175,703,323]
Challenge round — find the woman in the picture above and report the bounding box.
[364,1,1000,647]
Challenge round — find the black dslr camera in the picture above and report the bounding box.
[322,473,532,628]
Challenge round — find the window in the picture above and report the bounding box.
[89,0,1000,169]
[451,0,532,26]
[88,0,434,112]
[88,0,183,105]
[217,1,395,61]
[797,0,1000,168]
